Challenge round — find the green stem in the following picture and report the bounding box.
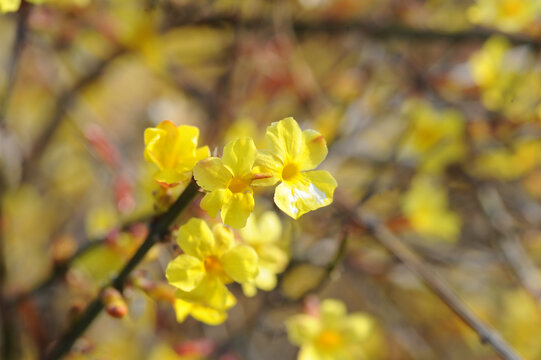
[45,180,199,360]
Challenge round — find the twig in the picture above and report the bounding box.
[165,14,541,48]
[21,48,126,181]
[477,186,541,310]
[45,180,199,360]
[339,201,524,360]
[0,3,31,127]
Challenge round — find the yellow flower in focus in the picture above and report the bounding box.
[257,117,337,219]
[165,218,258,323]
[468,0,541,33]
[402,176,461,242]
[144,121,210,188]
[286,299,374,360]
[240,211,289,296]
[193,137,273,228]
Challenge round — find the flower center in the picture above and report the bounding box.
[204,256,224,275]
[281,163,299,181]
[316,329,342,349]
[228,176,250,193]
[501,1,522,16]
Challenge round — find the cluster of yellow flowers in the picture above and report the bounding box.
[469,36,541,122]
[144,117,337,326]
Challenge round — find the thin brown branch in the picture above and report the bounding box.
[21,48,126,181]
[337,198,524,360]
[165,13,541,49]
[45,181,199,360]
[477,186,541,310]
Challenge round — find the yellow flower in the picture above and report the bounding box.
[257,117,337,219]
[468,0,541,33]
[165,218,258,322]
[402,176,461,242]
[144,121,210,188]
[401,100,465,173]
[0,0,20,12]
[469,36,510,89]
[239,211,289,296]
[286,299,373,360]
[193,137,273,229]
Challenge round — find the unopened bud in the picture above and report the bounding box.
[102,287,128,318]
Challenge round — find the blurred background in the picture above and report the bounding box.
[2,0,541,359]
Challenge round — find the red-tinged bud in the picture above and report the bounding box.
[385,215,411,231]
[174,338,216,357]
[84,123,120,168]
[303,294,320,317]
[102,287,128,318]
[105,229,121,246]
[114,174,136,214]
[51,234,77,264]
[252,172,273,180]
[129,223,148,240]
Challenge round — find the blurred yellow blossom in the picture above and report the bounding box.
[240,210,289,296]
[257,117,337,219]
[401,100,465,173]
[469,36,510,89]
[165,218,258,324]
[474,139,541,180]
[144,120,209,188]
[286,299,374,360]
[468,0,541,33]
[193,137,273,228]
[402,175,461,242]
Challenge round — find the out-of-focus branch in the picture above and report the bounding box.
[477,186,541,310]
[45,181,199,360]
[21,48,126,181]
[0,3,32,128]
[9,213,152,304]
[337,198,524,360]
[165,13,541,48]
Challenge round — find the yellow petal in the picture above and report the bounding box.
[222,245,259,283]
[298,346,322,360]
[212,224,235,255]
[241,211,282,244]
[254,267,278,291]
[242,283,258,297]
[222,137,257,176]
[175,276,233,310]
[255,150,283,176]
[221,192,254,229]
[177,218,215,259]
[200,189,230,218]
[286,314,321,346]
[320,299,347,326]
[195,145,210,162]
[258,244,288,273]
[193,157,232,191]
[165,254,205,291]
[153,169,188,187]
[190,303,228,325]
[345,313,373,341]
[265,117,303,163]
[0,0,20,12]
[173,298,193,323]
[274,170,337,219]
[300,129,328,171]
